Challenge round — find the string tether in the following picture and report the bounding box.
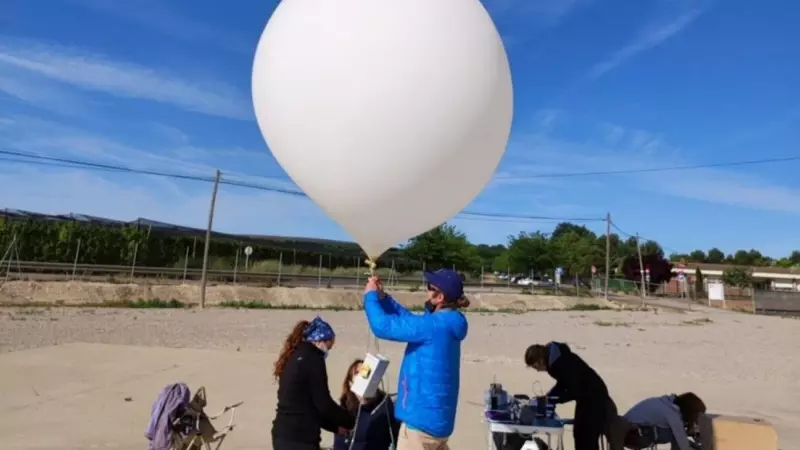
[351,255,394,449]
[362,255,387,391]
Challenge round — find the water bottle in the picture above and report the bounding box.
[496,387,508,410]
[489,383,502,410]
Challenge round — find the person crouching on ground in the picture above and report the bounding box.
[333,358,401,450]
[271,316,355,450]
[525,342,616,450]
[363,270,470,450]
[620,392,706,450]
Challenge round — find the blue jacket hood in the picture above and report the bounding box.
[431,309,468,341]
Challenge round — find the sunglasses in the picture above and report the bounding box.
[426,284,441,293]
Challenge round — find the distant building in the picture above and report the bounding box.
[671,262,800,292]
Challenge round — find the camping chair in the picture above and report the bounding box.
[171,387,244,450]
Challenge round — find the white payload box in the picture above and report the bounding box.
[350,353,390,398]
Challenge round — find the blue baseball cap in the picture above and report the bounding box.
[424,269,464,302]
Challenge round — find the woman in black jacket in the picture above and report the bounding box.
[272,317,355,450]
[525,342,616,450]
[333,359,400,450]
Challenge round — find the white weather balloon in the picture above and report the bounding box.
[252,0,513,258]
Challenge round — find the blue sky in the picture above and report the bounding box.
[1,0,799,257]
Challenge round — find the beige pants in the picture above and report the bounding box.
[396,423,450,450]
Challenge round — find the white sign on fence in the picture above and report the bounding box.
[708,281,725,303]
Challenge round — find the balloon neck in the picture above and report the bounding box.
[366,258,377,275]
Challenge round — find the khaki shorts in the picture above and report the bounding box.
[396,423,450,450]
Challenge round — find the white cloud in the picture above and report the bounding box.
[70,0,257,55]
[0,37,252,120]
[643,167,800,215]
[588,8,702,79]
[498,123,800,215]
[484,0,585,27]
[0,166,339,238]
[0,115,297,194]
[534,109,562,132]
[0,73,94,118]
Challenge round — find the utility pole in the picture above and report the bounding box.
[604,212,610,301]
[636,233,646,299]
[200,169,221,309]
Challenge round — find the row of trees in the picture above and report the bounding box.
[404,223,675,286]
[0,218,413,271]
[1,216,794,289]
[669,248,800,268]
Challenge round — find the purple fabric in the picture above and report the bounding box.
[145,383,191,450]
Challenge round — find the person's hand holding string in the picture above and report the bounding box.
[364,275,386,299]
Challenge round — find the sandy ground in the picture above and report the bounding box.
[1,306,798,450]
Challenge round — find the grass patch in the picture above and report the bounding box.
[567,303,612,311]
[680,317,713,326]
[216,301,529,315]
[217,301,357,311]
[92,298,190,308]
[0,298,188,309]
[125,298,187,308]
[593,320,631,327]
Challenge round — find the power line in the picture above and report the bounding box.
[7,147,798,184]
[459,211,605,222]
[453,216,599,224]
[494,155,800,180]
[609,221,635,239]
[0,150,307,196]
[1,150,594,224]
[610,220,682,255]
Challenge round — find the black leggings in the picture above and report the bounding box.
[573,398,612,450]
[273,439,320,450]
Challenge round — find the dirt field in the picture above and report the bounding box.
[1,303,798,450]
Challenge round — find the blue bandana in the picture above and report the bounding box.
[303,316,335,342]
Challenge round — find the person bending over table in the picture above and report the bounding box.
[525,342,616,450]
[620,392,705,450]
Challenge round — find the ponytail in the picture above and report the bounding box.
[442,295,471,310]
[273,320,309,380]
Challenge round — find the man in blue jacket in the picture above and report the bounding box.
[363,269,469,450]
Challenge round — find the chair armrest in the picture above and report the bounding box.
[207,401,244,420]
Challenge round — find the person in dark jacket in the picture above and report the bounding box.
[271,316,355,450]
[525,342,616,450]
[333,359,401,450]
[620,392,705,450]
